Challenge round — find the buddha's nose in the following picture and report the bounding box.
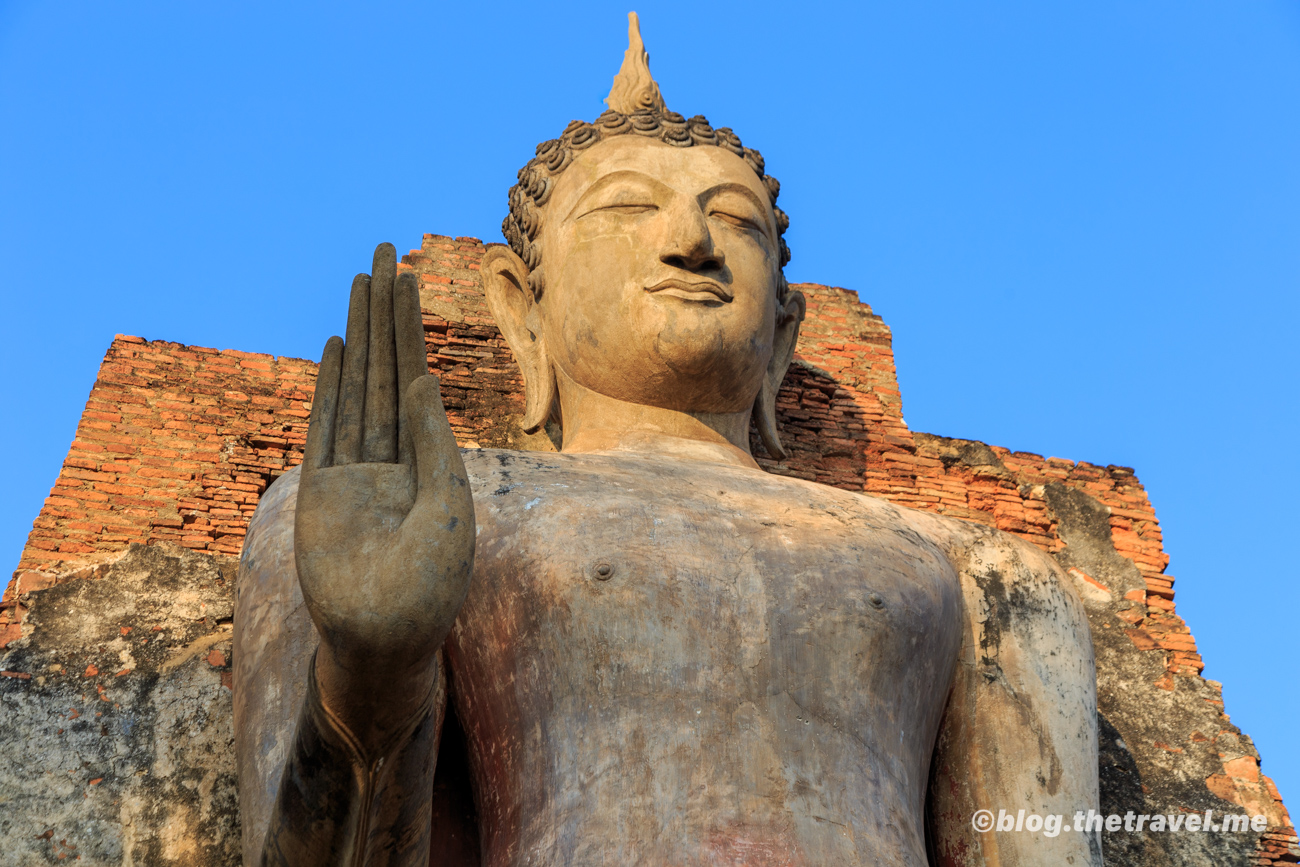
[660,203,725,272]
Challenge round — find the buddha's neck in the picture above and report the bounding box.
[554,369,759,470]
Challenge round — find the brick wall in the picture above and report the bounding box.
[3,233,1294,865]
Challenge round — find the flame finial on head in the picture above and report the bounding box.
[606,12,666,115]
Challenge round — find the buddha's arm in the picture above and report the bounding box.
[261,651,448,866]
[262,244,476,866]
[925,527,1103,867]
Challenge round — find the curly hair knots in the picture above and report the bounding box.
[502,109,792,299]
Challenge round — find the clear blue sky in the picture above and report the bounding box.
[2,0,1296,810]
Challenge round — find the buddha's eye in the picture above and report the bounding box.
[580,189,658,219]
[709,210,763,232]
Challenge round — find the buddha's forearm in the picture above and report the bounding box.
[262,650,446,867]
[313,639,444,750]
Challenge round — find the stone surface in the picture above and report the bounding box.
[0,543,239,865]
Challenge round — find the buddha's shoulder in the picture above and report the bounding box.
[249,453,1075,605]
[892,495,1085,617]
[467,449,1073,595]
[462,448,978,547]
[254,452,1064,580]
[462,446,908,515]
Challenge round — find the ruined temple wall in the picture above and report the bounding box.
[3,234,1295,865]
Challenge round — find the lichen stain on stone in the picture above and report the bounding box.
[0,542,240,865]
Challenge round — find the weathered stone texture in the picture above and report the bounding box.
[3,233,1295,865]
[0,543,239,864]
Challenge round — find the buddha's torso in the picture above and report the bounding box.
[448,448,964,867]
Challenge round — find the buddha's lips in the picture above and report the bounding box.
[645,279,733,303]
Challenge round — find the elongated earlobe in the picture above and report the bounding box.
[482,246,557,434]
[519,306,557,433]
[755,378,784,460]
[755,288,806,460]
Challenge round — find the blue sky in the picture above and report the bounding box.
[2,0,1296,810]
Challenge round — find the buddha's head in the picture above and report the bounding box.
[483,13,805,461]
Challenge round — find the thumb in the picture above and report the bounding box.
[403,374,465,499]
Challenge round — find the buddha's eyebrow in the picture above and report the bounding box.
[565,170,664,220]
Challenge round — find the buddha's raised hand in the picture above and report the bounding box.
[294,242,475,737]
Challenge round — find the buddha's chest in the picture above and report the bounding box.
[450,450,962,737]
[446,451,962,863]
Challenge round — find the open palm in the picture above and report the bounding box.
[294,243,475,709]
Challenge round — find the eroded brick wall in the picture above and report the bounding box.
[3,233,1295,865]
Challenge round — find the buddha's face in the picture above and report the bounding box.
[536,135,785,413]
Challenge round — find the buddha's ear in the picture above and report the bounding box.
[482,246,556,434]
[755,287,806,460]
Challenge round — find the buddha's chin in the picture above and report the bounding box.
[652,320,748,377]
[556,321,766,412]
[646,344,766,412]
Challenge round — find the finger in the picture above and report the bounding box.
[333,273,370,465]
[394,270,427,466]
[304,336,344,471]
[404,375,461,501]
[363,242,398,463]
